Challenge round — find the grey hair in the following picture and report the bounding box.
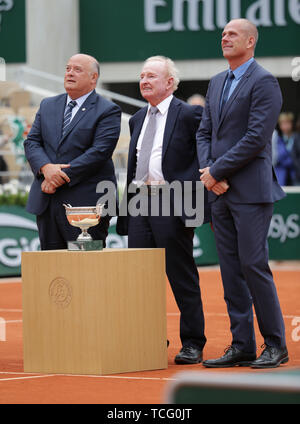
[91,59,100,80]
[144,56,180,91]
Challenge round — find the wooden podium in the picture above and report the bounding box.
[22,248,167,375]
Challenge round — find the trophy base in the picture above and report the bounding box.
[67,240,103,251]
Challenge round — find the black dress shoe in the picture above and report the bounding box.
[175,346,203,364]
[251,345,289,369]
[203,346,256,368]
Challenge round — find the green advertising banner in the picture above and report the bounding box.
[268,190,300,260]
[0,0,26,63]
[80,0,300,62]
[0,190,299,276]
[0,205,39,277]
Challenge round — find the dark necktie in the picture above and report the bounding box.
[219,71,235,117]
[135,106,159,183]
[62,100,77,136]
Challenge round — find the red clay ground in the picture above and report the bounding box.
[0,263,299,404]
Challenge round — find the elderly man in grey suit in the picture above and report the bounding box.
[197,19,288,369]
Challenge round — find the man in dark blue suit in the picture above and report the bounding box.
[197,19,288,369]
[117,56,210,364]
[24,54,121,250]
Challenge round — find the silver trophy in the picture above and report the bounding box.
[63,204,104,250]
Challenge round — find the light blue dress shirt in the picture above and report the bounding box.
[225,57,255,101]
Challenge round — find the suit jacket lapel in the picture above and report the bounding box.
[128,97,181,179]
[162,97,181,160]
[128,107,148,181]
[55,94,68,146]
[58,90,97,147]
[215,71,228,124]
[218,60,258,130]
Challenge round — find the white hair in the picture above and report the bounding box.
[144,56,180,91]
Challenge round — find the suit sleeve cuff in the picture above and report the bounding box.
[209,164,222,182]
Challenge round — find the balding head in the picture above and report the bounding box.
[64,54,100,99]
[69,54,100,78]
[222,19,258,69]
[230,18,259,46]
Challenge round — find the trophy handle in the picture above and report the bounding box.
[63,203,103,251]
[96,203,104,217]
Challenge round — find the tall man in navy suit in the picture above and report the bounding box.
[117,56,211,364]
[197,19,288,369]
[24,54,121,250]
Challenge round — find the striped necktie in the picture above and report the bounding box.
[62,100,77,136]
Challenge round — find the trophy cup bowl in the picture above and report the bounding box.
[63,204,104,250]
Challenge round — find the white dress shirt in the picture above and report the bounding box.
[65,90,94,122]
[136,94,173,183]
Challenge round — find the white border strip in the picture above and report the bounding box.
[0,375,54,383]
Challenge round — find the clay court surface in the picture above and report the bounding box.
[0,262,299,404]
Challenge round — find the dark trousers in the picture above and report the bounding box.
[127,193,206,351]
[0,155,8,184]
[211,196,286,353]
[36,198,110,250]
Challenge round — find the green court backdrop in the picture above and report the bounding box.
[80,0,300,62]
[0,0,26,63]
[0,190,299,277]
